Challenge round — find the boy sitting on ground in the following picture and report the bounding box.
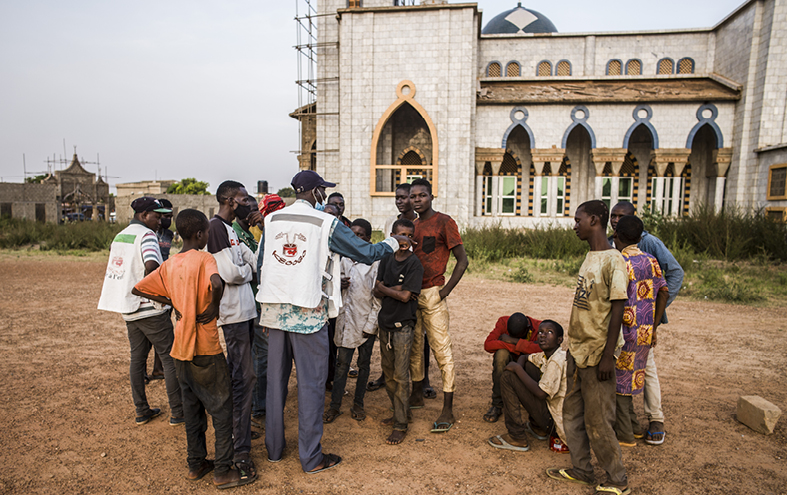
[488,320,569,453]
[482,312,542,423]
[133,209,256,489]
[373,219,423,445]
[612,215,668,447]
[323,219,381,424]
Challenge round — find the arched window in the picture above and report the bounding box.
[556,60,572,76]
[347,0,362,6]
[487,62,501,77]
[657,58,674,75]
[607,59,622,76]
[505,61,520,77]
[537,61,552,77]
[626,59,642,75]
[677,57,695,74]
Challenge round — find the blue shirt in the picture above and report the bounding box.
[638,231,684,324]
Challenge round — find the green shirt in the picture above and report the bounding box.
[232,221,260,307]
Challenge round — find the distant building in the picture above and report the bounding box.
[114,193,218,225]
[115,180,176,197]
[0,182,59,223]
[43,153,111,220]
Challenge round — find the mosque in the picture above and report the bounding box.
[291,0,787,228]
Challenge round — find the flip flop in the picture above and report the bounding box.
[215,467,257,490]
[594,484,632,495]
[430,421,453,433]
[305,453,342,475]
[423,386,437,399]
[323,409,342,424]
[545,467,593,485]
[367,378,385,391]
[645,430,666,445]
[526,421,548,440]
[488,435,529,452]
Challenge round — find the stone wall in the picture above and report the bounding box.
[0,182,59,223]
[115,194,219,225]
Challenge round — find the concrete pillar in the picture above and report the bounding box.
[714,177,726,213]
[475,176,484,216]
[595,176,604,199]
[534,175,543,217]
[491,176,500,216]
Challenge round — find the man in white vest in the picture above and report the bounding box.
[98,197,184,426]
[257,170,411,474]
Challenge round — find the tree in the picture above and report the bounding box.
[25,174,48,184]
[277,187,295,198]
[166,178,210,195]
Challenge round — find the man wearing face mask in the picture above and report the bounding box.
[256,170,413,474]
[207,180,259,484]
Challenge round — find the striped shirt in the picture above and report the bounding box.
[122,220,167,322]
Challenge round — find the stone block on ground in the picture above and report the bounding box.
[736,395,782,435]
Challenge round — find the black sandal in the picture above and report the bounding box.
[306,453,342,475]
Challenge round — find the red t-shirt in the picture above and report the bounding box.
[483,315,543,356]
[413,211,463,289]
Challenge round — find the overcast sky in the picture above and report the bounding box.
[0,0,745,195]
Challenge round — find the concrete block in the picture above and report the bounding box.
[736,395,782,435]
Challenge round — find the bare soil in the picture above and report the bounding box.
[0,254,785,494]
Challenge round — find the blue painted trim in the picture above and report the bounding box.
[678,57,695,74]
[562,106,596,148]
[623,104,659,149]
[686,103,723,148]
[656,58,674,74]
[505,61,521,77]
[486,60,502,77]
[556,59,572,76]
[502,106,535,148]
[606,59,622,75]
[625,59,642,75]
[536,60,552,76]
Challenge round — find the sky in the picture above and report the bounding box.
[0,0,745,195]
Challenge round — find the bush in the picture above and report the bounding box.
[688,266,764,303]
[462,224,586,262]
[507,263,534,283]
[0,217,124,251]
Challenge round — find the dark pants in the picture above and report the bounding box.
[501,362,553,441]
[380,325,414,432]
[252,321,268,417]
[327,318,337,386]
[126,312,183,418]
[222,320,256,460]
[492,349,516,408]
[266,325,329,472]
[175,354,234,475]
[614,394,639,443]
[563,352,627,486]
[330,336,376,411]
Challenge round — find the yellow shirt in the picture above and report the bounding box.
[568,249,628,368]
[528,349,568,443]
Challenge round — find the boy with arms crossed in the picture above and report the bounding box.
[133,209,255,489]
[374,219,423,444]
[547,200,630,495]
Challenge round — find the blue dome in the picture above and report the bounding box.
[482,3,557,35]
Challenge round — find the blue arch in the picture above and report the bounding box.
[561,122,597,149]
[502,122,536,149]
[623,121,660,149]
[686,103,723,148]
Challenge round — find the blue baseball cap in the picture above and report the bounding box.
[291,170,336,194]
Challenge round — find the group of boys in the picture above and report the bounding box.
[99,171,682,493]
[480,199,683,495]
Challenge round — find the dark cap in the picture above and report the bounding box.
[132,196,172,214]
[158,198,173,209]
[291,170,336,194]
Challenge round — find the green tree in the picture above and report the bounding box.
[277,187,295,198]
[25,174,48,184]
[166,178,210,195]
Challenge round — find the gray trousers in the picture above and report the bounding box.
[266,325,329,472]
[126,311,183,418]
[222,320,256,459]
[252,321,269,417]
[491,349,516,408]
[380,325,414,432]
[562,351,627,486]
[501,362,553,441]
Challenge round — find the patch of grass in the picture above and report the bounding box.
[685,266,764,303]
[0,217,124,252]
[507,263,535,284]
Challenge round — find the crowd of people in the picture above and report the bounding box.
[97,170,683,494]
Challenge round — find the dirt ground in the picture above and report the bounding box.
[0,253,785,495]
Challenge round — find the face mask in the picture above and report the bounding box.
[312,189,326,211]
[234,203,253,221]
[160,218,172,230]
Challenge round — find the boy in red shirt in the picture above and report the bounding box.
[133,209,256,489]
[482,312,542,422]
[407,178,469,433]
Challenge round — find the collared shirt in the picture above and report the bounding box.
[257,199,397,334]
[334,257,381,348]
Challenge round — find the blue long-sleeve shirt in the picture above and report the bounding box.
[256,200,397,333]
[638,231,684,324]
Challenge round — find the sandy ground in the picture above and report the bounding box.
[0,254,785,495]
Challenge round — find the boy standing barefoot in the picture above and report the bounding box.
[133,209,256,489]
[547,200,630,495]
[374,219,423,445]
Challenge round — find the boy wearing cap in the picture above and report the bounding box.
[98,197,184,426]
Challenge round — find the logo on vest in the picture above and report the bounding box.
[105,256,126,280]
[273,232,307,265]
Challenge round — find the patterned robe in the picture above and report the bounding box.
[615,245,667,395]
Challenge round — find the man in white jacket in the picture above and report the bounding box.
[206,180,259,483]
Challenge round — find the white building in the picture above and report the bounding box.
[292,0,787,228]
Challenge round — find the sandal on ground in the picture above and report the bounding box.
[545,468,593,485]
[618,440,636,447]
[526,421,548,440]
[350,404,366,421]
[430,421,453,433]
[367,377,385,391]
[645,422,665,445]
[632,425,645,439]
[423,386,437,399]
[595,484,632,495]
[234,459,256,481]
[186,460,214,481]
[483,406,503,423]
[488,435,529,452]
[214,468,256,490]
[306,453,342,475]
[348,367,358,378]
[323,409,342,424]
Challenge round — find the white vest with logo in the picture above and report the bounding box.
[257,202,342,316]
[97,223,155,314]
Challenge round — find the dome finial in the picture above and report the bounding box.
[517,2,522,6]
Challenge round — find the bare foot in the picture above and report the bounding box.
[386,430,407,445]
